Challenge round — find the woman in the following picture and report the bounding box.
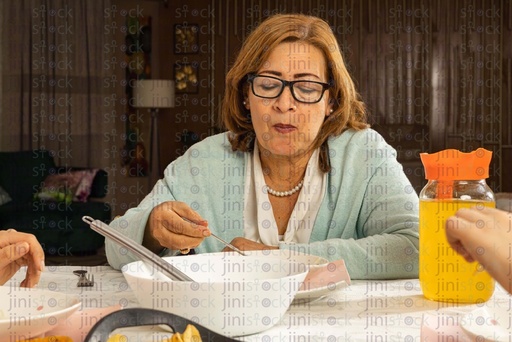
[0,229,44,287]
[107,14,419,279]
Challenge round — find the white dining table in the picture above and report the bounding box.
[7,264,512,341]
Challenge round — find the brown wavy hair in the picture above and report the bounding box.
[221,13,368,172]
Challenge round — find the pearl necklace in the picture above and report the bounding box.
[265,179,304,197]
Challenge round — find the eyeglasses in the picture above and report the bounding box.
[247,74,331,104]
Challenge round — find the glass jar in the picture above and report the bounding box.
[419,148,495,303]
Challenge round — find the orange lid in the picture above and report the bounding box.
[420,148,492,180]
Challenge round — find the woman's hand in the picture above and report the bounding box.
[223,237,278,253]
[445,206,512,293]
[144,201,211,253]
[0,229,44,287]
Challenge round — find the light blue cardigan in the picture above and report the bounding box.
[106,129,420,279]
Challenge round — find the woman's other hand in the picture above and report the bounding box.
[223,237,278,253]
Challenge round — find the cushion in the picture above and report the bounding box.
[75,169,99,202]
[0,186,12,205]
[34,169,99,203]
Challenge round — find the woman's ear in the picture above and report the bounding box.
[243,99,250,110]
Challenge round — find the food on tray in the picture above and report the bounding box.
[21,337,72,342]
[107,324,201,342]
[167,324,201,342]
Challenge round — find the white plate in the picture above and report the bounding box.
[0,285,81,340]
[243,250,351,301]
[460,306,512,341]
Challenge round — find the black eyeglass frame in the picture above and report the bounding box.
[247,74,332,104]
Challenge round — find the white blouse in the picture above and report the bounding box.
[243,143,326,246]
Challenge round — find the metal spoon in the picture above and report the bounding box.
[182,217,247,256]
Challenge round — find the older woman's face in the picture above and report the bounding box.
[246,42,332,159]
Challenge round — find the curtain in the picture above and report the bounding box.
[0,0,115,168]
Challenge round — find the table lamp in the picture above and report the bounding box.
[132,79,175,177]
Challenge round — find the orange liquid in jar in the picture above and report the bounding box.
[419,199,495,303]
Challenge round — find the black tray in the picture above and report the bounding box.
[84,308,240,341]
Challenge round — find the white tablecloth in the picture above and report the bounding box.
[7,265,512,341]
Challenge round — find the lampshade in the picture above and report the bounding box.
[132,79,175,108]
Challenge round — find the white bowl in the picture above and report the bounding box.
[0,285,81,340]
[122,252,308,337]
